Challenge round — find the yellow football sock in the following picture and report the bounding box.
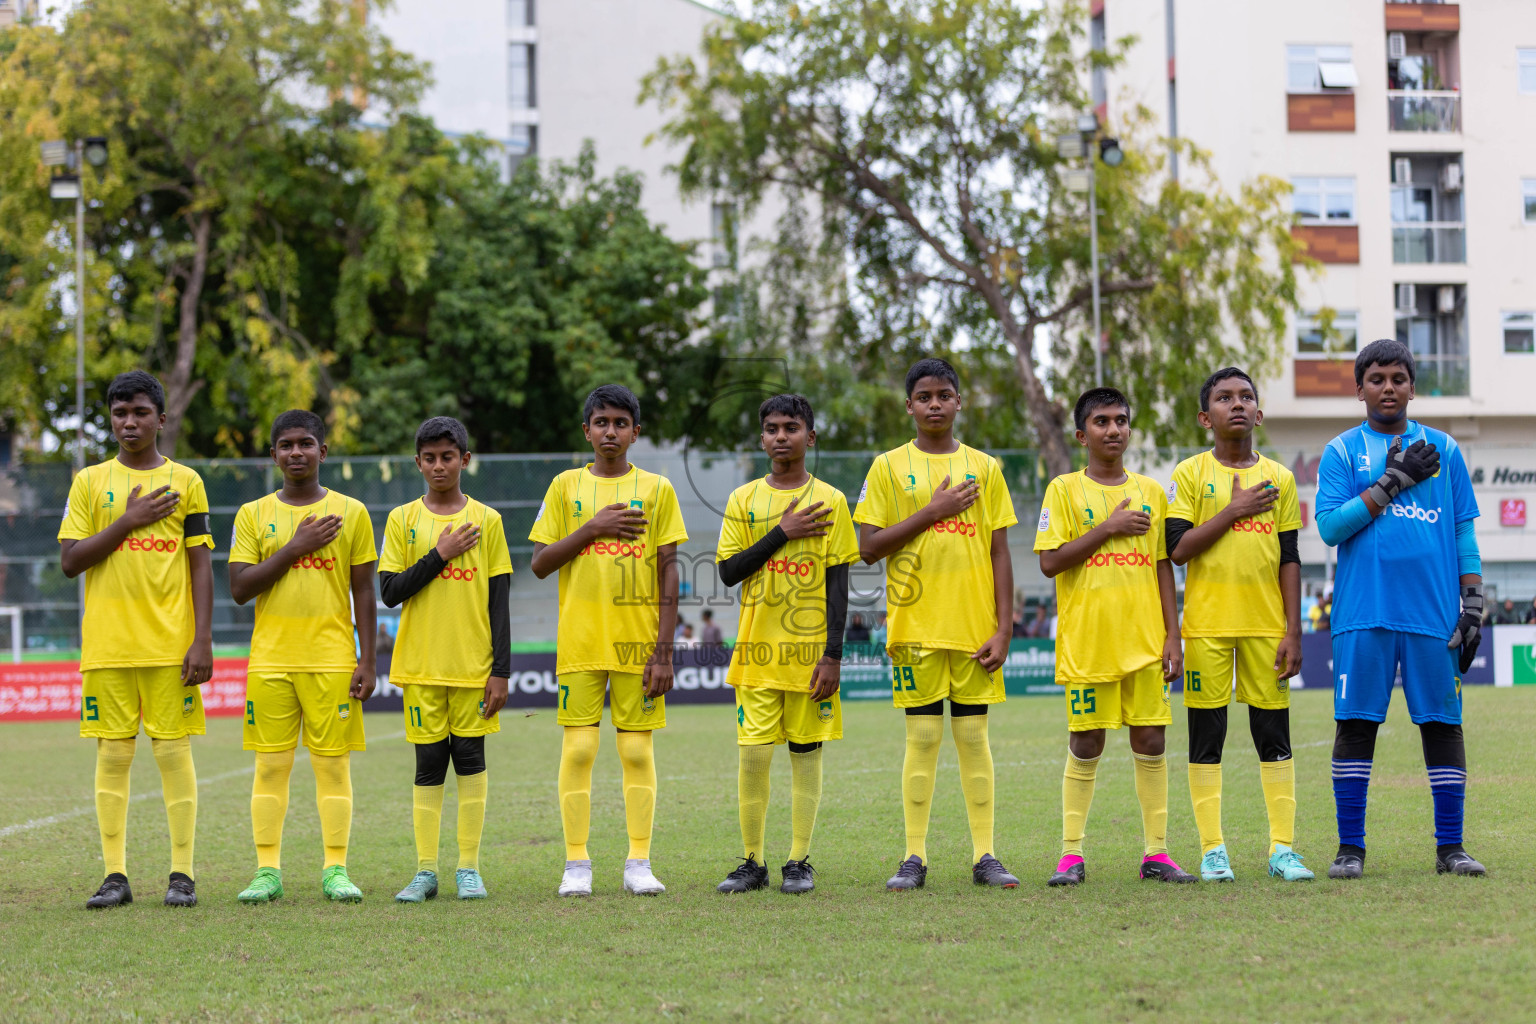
[95,738,136,877]
[901,714,944,863]
[456,770,487,871]
[615,730,656,860]
[558,726,599,860]
[1260,758,1297,854]
[737,743,774,861]
[412,783,444,874]
[252,748,293,869]
[311,752,352,869]
[1062,752,1099,858]
[1133,751,1169,856]
[787,745,822,862]
[151,736,197,878]
[951,714,995,862]
[1188,762,1224,854]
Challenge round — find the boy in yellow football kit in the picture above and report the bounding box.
[1035,387,1194,886]
[853,358,1020,891]
[714,395,857,896]
[59,371,214,909]
[1166,368,1312,882]
[228,410,377,904]
[380,417,512,903]
[529,385,688,897]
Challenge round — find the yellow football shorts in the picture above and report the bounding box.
[243,671,365,755]
[1182,636,1289,710]
[735,684,841,746]
[402,683,500,743]
[887,646,1005,709]
[80,666,205,740]
[1062,662,1171,731]
[556,671,664,731]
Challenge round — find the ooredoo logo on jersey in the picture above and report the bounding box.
[438,565,478,581]
[1085,550,1152,568]
[1389,500,1441,524]
[117,536,179,553]
[291,554,337,571]
[581,540,646,559]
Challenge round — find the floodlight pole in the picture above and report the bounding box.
[1087,152,1103,389]
[74,139,85,475]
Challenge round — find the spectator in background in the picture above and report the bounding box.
[676,623,699,649]
[699,608,723,646]
[1026,603,1050,638]
[1302,588,1319,634]
[375,624,395,657]
[674,615,689,643]
[1012,604,1029,638]
[1315,598,1331,634]
[1490,598,1521,625]
[871,611,888,649]
[1526,598,1536,625]
[846,612,871,644]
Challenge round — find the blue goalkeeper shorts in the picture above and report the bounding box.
[1332,627,1462,725]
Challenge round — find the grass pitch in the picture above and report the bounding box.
[2,689,1533,1022]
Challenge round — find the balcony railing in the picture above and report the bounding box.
[1392,223,1466,263]
[1387,91,1460,132]
[1413,354,1470,396]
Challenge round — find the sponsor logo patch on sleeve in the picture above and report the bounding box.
[857,481,868,503]
[1037,508,1050,532]
[1166,481,1177,503]
[534,500,546,522]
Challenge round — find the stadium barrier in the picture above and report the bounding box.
[0,633,1500,723]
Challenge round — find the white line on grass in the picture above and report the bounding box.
[0,729,408,839]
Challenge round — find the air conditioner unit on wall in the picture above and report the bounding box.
[1388,32,1407,60]
[1393,158,1413,185]
[1396,283,1417,314]
[1438,285,1457,314]
[1440,163,1463,192]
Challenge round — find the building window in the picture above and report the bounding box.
[1090,12,1107,109]
[508,0,535,27]
[1287,45,1357,94]
[508,44,536,108]
[711,201,736,268]
[1520,49,1536,94]
[1292,177,1356,223]
[508,125,537,175]
[1524,179,1536,223]
[1296,310,1358,356]
[1505,312,1536,354]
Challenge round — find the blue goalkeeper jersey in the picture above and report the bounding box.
[1316,420,1478,638]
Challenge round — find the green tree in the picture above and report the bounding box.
[0,0,434,455]
[643,0,1310,474]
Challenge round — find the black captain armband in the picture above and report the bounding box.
[1164,517,1192,560]
[718,525,789,588]
[183,512,211,538]
[1279,530,1299,567]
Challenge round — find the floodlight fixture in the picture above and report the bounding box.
[40,140,69,166]
[1056,133,1085,160]
[49,175,81,201]
[1099,137,1124,167]
[82,136,109,167]
[1076,111,1099,134]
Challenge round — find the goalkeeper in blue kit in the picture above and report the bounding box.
[1315,339,1485,879]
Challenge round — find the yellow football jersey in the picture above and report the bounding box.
[1034,470,1167,682]
[229,490,376,673]
[852,442,1018,653]
[57,458,214,671]
[529,464,689,676]
[1168,451,1301,639]
[717,476,860,691]
[380,496,513,687]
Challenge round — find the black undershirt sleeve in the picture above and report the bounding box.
[183,512,210,538]
[823,562,850,661]
[1278,529,1300,567]
[378,549,446,608]
[1164,517,1193,561]
[488,574,511,678]
[717,525,789,588]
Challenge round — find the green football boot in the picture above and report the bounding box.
[1200,844,1235,882]
[394,870,438,903]
[1268,844,1315,881]
[456,868,488,900]
[321,865,363,903]
[237,867,284,904]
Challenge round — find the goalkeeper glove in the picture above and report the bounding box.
[1447,583,1484,674]
[1366,435,1440,508]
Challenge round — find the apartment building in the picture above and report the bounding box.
[368,0,738,263]
[0,0,36,28]
[1094,0,1536,590]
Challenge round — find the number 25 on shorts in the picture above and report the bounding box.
[890,665,916,694]
[1069,687,1097,716]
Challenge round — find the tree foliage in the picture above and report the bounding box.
[643,0,1313,473]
